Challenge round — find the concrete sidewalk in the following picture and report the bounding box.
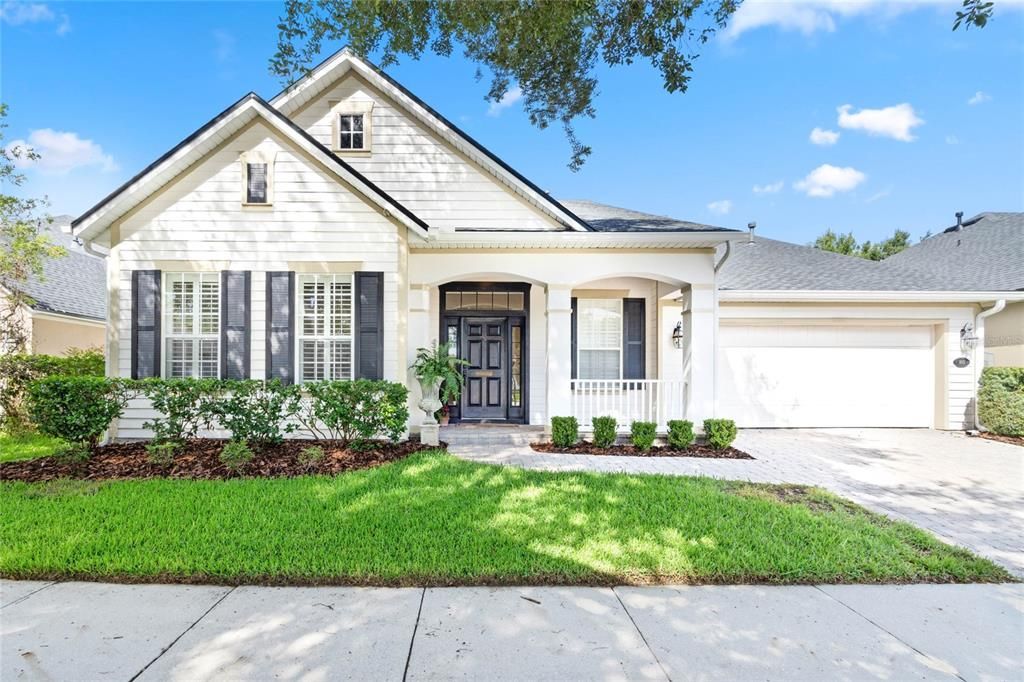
[2,580,1021,681]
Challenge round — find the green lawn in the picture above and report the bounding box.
[0,432,65,463]
[0,451,1011,585]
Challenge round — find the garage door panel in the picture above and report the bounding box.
[718,324,934,428]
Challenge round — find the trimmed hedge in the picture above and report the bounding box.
[667,420,695,449]
[703,419,737,450]
[978,367,1024,436]
[591,416,617,448]
[293,379,408,445]
[551,416,579,447]
[26,376,132,449]
[0,348,104,432]
[630,421,657,451]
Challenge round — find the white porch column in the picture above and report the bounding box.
[407,285,431,434]
[684,283,716,425]
[545,284,573,427]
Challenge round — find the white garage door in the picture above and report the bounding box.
[718,323,935,428]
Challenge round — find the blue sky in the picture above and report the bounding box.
[2,0,1022,245]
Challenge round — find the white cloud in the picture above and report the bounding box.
[707,199,733,215]
[752,181,784,195]
[794,164,866,198]
[809,127,840,146]
[967,91,992,105]
[837,103,923,141]
[487,86,523,117]
[1,2,70,35]
[6,129,117,175]
[945,135,960,145]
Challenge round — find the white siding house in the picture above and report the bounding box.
[71,48,1023,439]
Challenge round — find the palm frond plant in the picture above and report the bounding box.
[410,342,468,423]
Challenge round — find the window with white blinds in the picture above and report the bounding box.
[163,273,220,378]
[577,298,622,380]
[297,274,354,382]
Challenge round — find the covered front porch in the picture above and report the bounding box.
[406,237,723,433]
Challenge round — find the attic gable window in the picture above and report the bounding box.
[338,114,364,149]
[331,101,373,153]
[240,151,275,206]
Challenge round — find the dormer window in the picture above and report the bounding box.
[338,114,364,150]
[240,151,275,206]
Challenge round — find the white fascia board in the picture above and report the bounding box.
[410,230,744,249]
[719,289,1024,304]
[30,309,105,326]
[273,50,592,232]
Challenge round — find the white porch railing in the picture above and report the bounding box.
[570,380,687,432]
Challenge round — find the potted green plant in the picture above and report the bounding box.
[410,342,467,425]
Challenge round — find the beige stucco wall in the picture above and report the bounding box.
[31,315,105,356]
[986,301,1024,367]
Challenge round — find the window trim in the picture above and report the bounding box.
[161,272,221,379]
[295,272,355,383]
[575,298,624,381]
[330,100,373,154]
[239,151,276,207]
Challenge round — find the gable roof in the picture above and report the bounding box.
[72,92,428,242]
[271,47,592,232]
[882,212,1024,291]
[16,220,106,321]
[560,200,734,233]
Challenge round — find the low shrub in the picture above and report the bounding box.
[703,418,737,450]
[667,420,695,449]
[26,376,132,450]
[630,421,657,451]
[592,416,617,448]
[292,380,408,444]
[219,439,253,473]
[0,348,104,432]
[298,445,325,470]
[551,416,579,447]
[145,440,178,467]
[977,367,1024,436]
[54,441,90,465]
[139,378,220,446]
[213,380,296,446]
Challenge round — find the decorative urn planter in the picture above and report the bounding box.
[418,377,443,424]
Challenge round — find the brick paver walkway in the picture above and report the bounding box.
[450,428,1024,576]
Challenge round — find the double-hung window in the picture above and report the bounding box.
[297,273,354,381]
[164,273,220,378]
[577,298,622,380]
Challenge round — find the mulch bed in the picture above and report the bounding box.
[531,442,753,460]
[0,439,438,483]
[977,432,1024,447]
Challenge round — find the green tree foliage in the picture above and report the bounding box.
[953,0,994,30]
[272,0,738,171]
[813,228,912,261]
[0,104,66,352]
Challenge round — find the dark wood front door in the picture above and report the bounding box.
[461,318,506,420]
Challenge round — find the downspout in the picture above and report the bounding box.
[973,299,1006,431]
[710,238,735,419]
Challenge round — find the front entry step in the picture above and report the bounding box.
[440,425,547,447]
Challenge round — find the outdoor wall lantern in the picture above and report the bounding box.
[960,323,979,352]
[672,321,684,350]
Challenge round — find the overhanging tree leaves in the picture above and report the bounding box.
[272,0,738,171]
[813,228,912,262]
[0,104,66,352]
[953,0,995,30]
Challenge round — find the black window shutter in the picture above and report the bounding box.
[221,271,251,380]
[354,271,384,379]
[246,163,267,203]
[570,297,578,380]
[623,298,646,381]
[131,270,161,379]
[265,271,295,384]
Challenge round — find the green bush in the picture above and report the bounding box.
[978,367,1024,436]
[139,378,220,445]
[667,420,695,449]
[292,380,408,444]
[591,416,617,448]
[26,376,132,450]
[630,421,657,451]
[703,418,737,450]
[298,445,325,470]
[219,439,253,473]
[145,440,177,467]
[0,348,104,432]
[213,380,296,446]
[551,416,579,447]
[54,441,90,465]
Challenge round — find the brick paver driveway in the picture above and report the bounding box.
[452,429,1024,576]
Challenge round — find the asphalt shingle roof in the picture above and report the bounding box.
[559,200,735,233]
[882,212,1024,291]
[15,217,107,320]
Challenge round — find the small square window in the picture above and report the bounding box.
[338,114,365,150]
[246,163,268,204]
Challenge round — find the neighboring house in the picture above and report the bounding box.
[883,212,1024,367]
[1,216,106,356]
[70,48,1023,438]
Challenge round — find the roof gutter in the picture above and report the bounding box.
[719,290,1024,304]
[973,298,1007,432]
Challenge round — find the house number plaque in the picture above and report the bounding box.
[953,357,970,368]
